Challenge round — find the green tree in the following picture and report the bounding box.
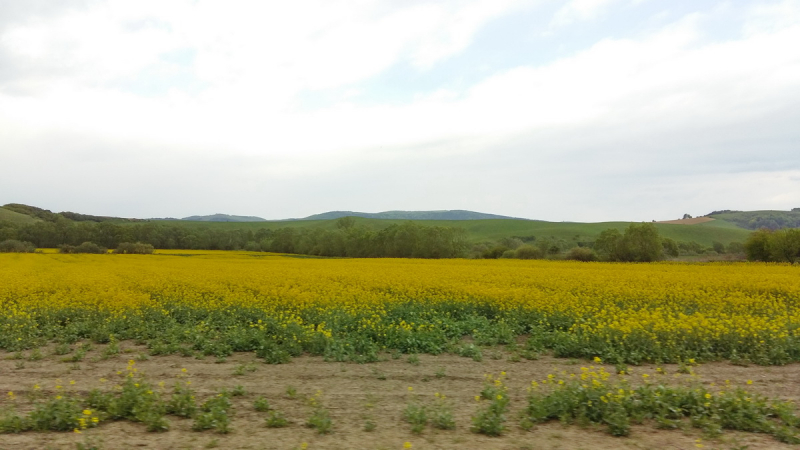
[769,229,800,263]
[593,229,622,261]
[618,223,663,262]
[744,229,773,261]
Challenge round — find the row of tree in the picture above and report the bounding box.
[0,218,468,259]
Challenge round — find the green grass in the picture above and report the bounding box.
[0,207,39,224]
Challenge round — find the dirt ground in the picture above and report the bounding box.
[2,344,799,450]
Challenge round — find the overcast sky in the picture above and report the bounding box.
[1,0,799,222]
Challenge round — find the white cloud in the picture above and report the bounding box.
[1,1,799,219]
[550,0,622,28]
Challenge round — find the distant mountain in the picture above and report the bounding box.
[181,213,266,222]
[298,210,525,221]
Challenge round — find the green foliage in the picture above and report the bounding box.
[471,373,510,436]
[662,238,679,257]
[306,408,333,434]
[192,393,232,434]
[403,403,428,434]
[513,244,544,259]
[745,228,800,263]
[59,242,107,254]
[253,396,271,412]
[564,247,598,262]
[595,223,664,262]
[114,242,154,254]
[522,368,800,443]
[166,382,197,418]
[265,410,289,428]
[0,239,36,253]
[430,393,456,430]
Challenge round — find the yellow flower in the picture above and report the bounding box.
[404,442,412,449]
[746,380,753,385]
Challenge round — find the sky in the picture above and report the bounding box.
[1,0,799,222]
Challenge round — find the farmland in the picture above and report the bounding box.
[2,252,800,448]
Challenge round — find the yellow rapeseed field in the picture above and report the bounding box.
[1,251,799,363]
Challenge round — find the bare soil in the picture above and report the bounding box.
[2,345,799,450]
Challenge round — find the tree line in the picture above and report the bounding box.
[0,217,469,258]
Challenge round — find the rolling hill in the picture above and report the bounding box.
[7,202,799,248]
[0,206,40,224]
[181,214,267,222]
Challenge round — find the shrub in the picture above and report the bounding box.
[514,245,543,259]
[59,242,107,254]
[0,239,36,253]
[114,242,155,255]
[745,229,773,261]
[481,246,509,259]
[564,247,598,262]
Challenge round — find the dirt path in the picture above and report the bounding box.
[1,347,798,449]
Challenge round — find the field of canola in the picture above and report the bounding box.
[1,250,799,365]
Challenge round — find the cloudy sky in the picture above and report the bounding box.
[1,0,799,222]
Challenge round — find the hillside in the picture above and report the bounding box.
[707,209,800,230]
[0,202,775,248]
[181,213,266,222]
[299,210,522,221]
[0,206,40,224]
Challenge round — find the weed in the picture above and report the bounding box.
[166,382,197,418]
[403,403,428,434]
[306,408,333,434]
[407,354,420,365]
[54,343,71,356]
[456,344,483,362]
[265,410,289,428]
[521,366,800,442]
[192,392,232,434]
[286,386,298,399]
[233,362,257,376]
[253,396,271,412]
[231,385,246,397]
[430,393,456,430]
[471,373,509,436]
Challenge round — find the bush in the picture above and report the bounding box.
[595,224,664,262]
[564,247,598,262]
[0,239,36,253]
[514,245,543,260]
[745,229,773,261]
[59,242,107,254]
[481,246,509,259]
[114,242,155,254]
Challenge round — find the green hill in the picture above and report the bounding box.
[1,203,773,248]
[0,206,40,224]
[181,214,267,222]
[153,216,751,247]
[298,210,522,221]
[707,209,800,230]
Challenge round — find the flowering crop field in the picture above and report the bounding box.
[2,251,799,365]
